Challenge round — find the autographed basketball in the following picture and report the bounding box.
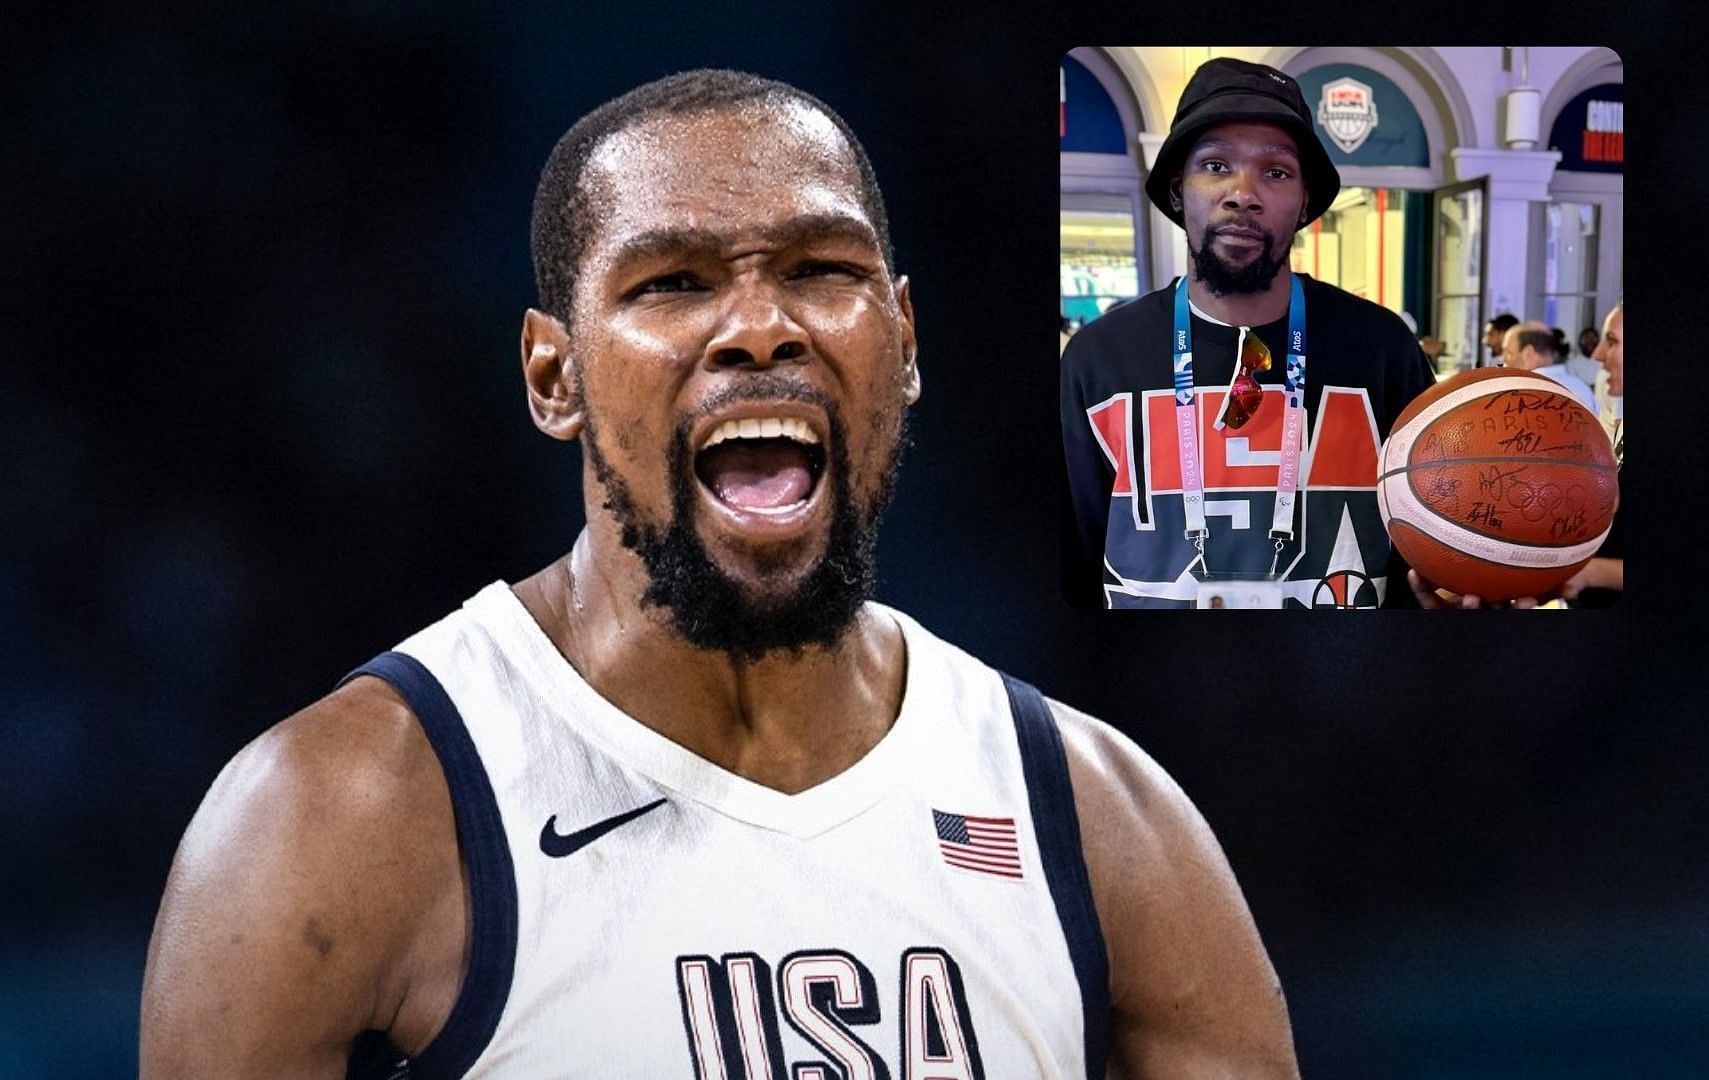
[1377,367,1619,601]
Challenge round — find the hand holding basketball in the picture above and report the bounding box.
[1407,568,1545,609]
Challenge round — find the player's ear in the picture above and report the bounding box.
[522,308,583,442]
[1169,177,1183,214]
[894,275,921,405]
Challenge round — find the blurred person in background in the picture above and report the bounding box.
[1402,310,1448,369]
[1593,301,1623,439]
[1484,312,1519,362]
[1563,300,1624,607]
[1502,320,1596,411]
[1550,326,1569,363]
[1568,323,1602,387]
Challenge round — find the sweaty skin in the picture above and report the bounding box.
[142,101,1299,1078]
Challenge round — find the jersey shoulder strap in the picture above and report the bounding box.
[999,671,1111,1079]
[339,651,519,1080]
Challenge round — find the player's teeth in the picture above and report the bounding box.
[701,417,821,449]
[781,418,818,444]
[705,421,737,448]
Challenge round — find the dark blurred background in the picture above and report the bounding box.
[2,3,1701,1077]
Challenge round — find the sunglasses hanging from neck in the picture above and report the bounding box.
[1170,274,1309,577]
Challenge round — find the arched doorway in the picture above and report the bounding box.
[1060,47,1149,333]
[1276,47,1477,374]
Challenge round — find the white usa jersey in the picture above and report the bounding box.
[343,581,1108,1079]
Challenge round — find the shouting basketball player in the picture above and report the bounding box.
[141,70,1299,1078]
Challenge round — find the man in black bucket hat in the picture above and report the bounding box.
[1144,59,1342,235]
[1060,57,1435,610]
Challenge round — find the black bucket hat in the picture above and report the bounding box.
[1144,58,1341,230]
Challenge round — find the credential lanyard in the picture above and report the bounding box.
[1170,276,1308,573]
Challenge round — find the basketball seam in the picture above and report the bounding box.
[1388,519,1609,572]
[1378,474,1612,562]
[1377,456,1618,485]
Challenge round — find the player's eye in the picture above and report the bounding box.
[1200,160,1229,173]
[632,272,706,296]
[790,260,865,281]
[1266,167,1292,180]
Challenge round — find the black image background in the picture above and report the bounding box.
[1,4,1701,1076]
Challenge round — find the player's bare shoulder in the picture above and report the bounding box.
[1048,697,1255,961]
[1047,699,1208,880]
[1046,698,1299,1078]
[141,675,467,1078]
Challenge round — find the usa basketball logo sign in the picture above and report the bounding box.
[1317,77,1379,154]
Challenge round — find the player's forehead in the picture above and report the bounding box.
[1188,121,1300,160]
[580,101,874,261]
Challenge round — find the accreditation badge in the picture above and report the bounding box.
[1193,572,1286,609]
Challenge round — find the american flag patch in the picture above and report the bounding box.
[932,809,1022,879]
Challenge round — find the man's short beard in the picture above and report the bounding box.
[583,382,908,663]
[1190,226,1290,296]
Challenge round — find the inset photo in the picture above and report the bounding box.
[1059,47,1623,610]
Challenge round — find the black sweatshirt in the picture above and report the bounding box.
[1060,273,1436,609]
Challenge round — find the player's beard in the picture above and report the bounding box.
[583,383,909,663]
[1191,225,1290,296]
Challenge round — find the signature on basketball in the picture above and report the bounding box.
[1419,424,1473,460]
[1464,465,1594,539]
[1419,470,1461,510]
[1489,390,1578,417]
[1477,464,1527,495]
[1466,501,1503,528]
[1496,429,1592,456]
[1549,507,1590,540]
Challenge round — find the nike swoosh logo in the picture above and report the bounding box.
[539,798,667,859]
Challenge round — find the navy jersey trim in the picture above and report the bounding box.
[1001,673,1110,1079]
[339,651,519,1080]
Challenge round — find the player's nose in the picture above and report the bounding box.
[1221,165,1264,211]
[703,277,809,370]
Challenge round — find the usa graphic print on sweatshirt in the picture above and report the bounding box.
[1060,274,1436,609]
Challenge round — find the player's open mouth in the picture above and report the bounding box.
[692,412,828,527]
